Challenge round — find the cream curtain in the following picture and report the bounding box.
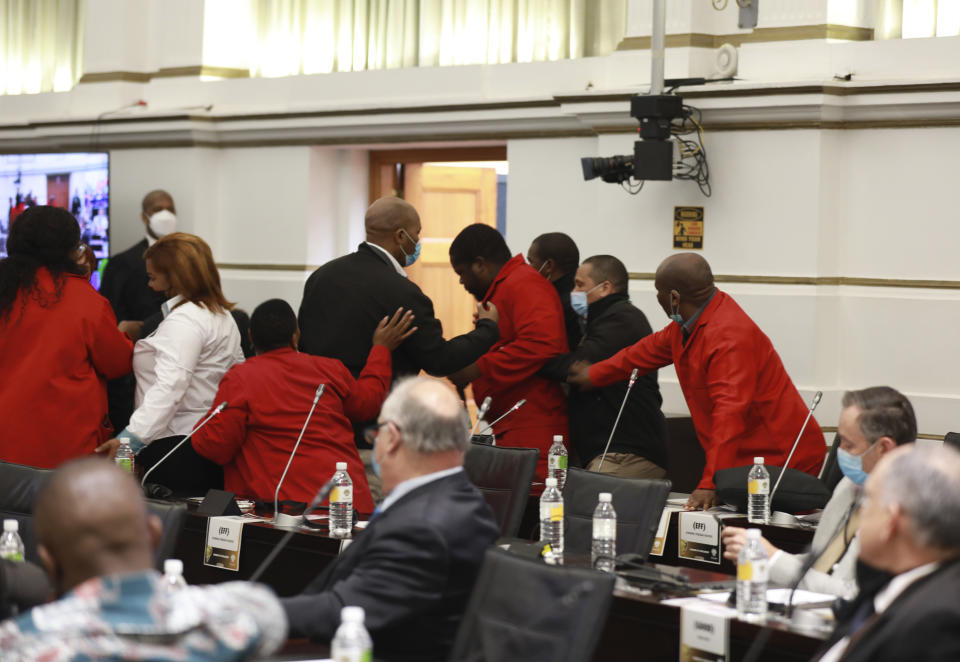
[247,0,626,77]
[0,0,84,95]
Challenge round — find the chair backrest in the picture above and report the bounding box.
[145,499,187,569]
[664,415,704,493]
[0,461,52,563]
[944,432,960,451]
[820,432,844,492]
[563,467,671,560]
[464,442,539,538]
[448,547,615,662]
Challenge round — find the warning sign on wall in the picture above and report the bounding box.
[673,206,704,250]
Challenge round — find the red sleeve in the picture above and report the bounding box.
[190,369,247,465]
[589,324,674,387]
[89,296,134,379]
[476,282,566,386]
[341,345,392,422]
[697,337,759,489]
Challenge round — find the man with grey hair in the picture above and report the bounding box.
[281,377,499,661]
[723,386,917,598]
[814,443,960,661]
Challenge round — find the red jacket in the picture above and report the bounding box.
[191,346,391,514]
[474,255,569,482]
[0,270,133,468]
[590,290,824,489]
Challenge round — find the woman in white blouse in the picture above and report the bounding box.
[97,233,242,491]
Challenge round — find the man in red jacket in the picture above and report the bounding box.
[569,253,824,510]
[191,299,415,515]
[448,224,569,487]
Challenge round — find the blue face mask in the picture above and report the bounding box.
[371,449,382,478]
[836,444,874,486]
[570,283,603,318]
[668,296,683,324]
[401,229,421,267]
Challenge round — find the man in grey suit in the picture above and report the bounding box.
[281,377,499,662]
[722,386,917,598]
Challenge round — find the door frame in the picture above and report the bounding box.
[368,146,507,203]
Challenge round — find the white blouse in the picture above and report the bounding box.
[125,295,243,448]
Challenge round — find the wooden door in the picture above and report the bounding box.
[403,164,498,341]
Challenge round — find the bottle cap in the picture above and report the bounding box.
[598,492,612,503]
[341,606,365,623]
[754,457,764,465]
[119,436,130,446]
[3,519,17,533]
[746,528,762,539]
[553,435,563,442]
[164,558,183,575]
[545,477,558,487]
[336,462,347,471]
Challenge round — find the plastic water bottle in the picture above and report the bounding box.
[540,477,564,562]
[331,605,373,662]
[548,435,569,489]
[737,528,769,622]
[0,520,25,562]
[591,492,617,572]
[163,558,187,592]
[115,437,135,474]
[747,456,770,524]
[329,462,354,538]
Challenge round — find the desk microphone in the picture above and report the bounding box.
[274,384,326,526]
[250,474,336,582]
[140,401,227,487]
[477,398,526,435]
[769,391,823,504]
[597,369,640,471]
[470,396,492,435]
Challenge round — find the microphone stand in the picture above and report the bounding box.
[597,369,640,471]
[476,399,527,436]
[140,401,228,487]
[770,391,823,506]
[274,384,326,527]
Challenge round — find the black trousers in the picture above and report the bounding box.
[137,435,223,497]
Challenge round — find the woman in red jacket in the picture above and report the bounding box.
[0,206,134,468]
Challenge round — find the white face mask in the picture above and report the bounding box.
[148,210,177,238]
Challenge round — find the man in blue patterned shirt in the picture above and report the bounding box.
[0,458,287,661]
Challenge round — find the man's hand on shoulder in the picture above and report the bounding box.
[566,360,595,390]
[372,308,418,351]
[474,301,498,326]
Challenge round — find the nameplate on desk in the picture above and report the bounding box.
[680,602,729,662]
[678,511,721,565]
[204,516,244,571]
[649,509,674,557]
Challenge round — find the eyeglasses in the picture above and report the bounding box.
[364,420,400,446]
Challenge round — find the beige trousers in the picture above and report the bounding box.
[586,452,667,480]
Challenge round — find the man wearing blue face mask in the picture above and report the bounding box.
[298,197,500,501]
[722,386,917,598]
[539,255,668,478]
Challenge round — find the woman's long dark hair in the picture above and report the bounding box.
[0,206,84,324]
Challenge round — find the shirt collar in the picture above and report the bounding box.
[682,287,717,333]
[161,294,185,317]
[145,234,157,247]
[379,466,462,513]
[873,561,940,614]
[365,241,407,278]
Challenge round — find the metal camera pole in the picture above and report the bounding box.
[650,0,666,95]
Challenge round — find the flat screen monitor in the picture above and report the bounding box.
[0,152,110,289]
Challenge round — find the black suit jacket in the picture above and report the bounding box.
[816,558,960,662]
[282,471,499,662]
[100,238,164,322]
[299,243,498,380]
[540,293,667,468]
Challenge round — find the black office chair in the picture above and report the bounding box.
[146,499,187,569]
[820,432,844,492]
[448,547,615,662]
[463,442,539,538]
[0,461,52,564]
[944,432,960,451]
[563,467,671,560]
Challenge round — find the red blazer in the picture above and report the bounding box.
[191,346,391,514]
[590,290,824,489]
[474,254,569,481]
[0,270,133,468]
